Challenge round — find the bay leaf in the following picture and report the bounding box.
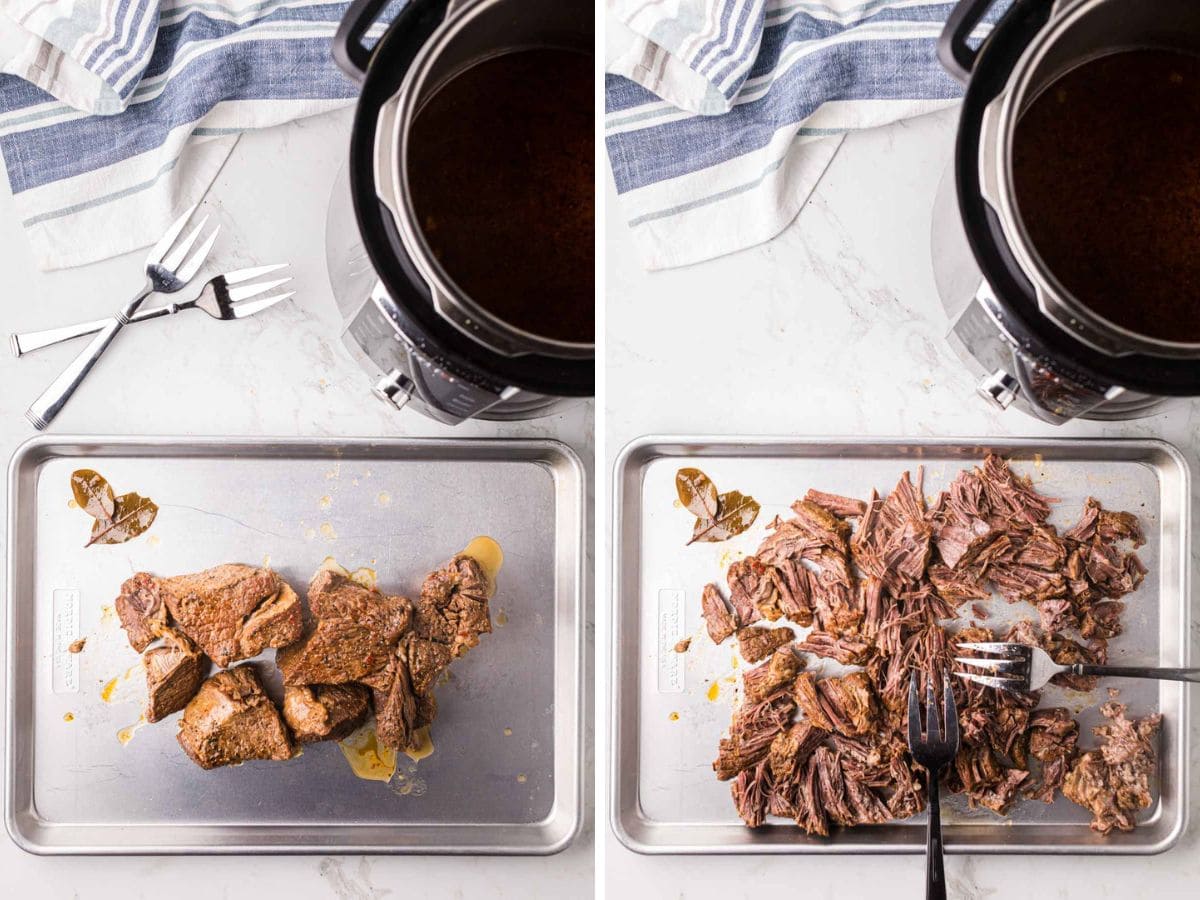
[675,467,720,520]
[70,469,115,521]
[689,490,761,545]
[86,492,158,547]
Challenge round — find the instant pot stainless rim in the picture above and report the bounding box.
[383,0,594,361]
[990,0,1200,360]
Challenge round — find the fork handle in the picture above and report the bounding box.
[926,771,946,900]
[1076,664,1200,683]
[25,285,151,429]
[11,304,176,356]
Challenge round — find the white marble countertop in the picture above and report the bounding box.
[603,106,1200,898]
[0,107,593,898]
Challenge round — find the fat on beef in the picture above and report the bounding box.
[155,564,303,667]
[282,684,370,743]
[143,627,205,723]
[177,666,292,769]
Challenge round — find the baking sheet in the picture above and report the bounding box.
[6,436,583,855]
[611,437,1189,854]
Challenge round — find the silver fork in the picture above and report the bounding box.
[955,641,1200,692]
[907,671,959,900]
[11,265,293,356]
[26,205,218,430]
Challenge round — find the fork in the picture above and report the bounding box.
[26,205,218,430]
[907,671,960,900]
[11,265,293,356]
[955,641,1200,692]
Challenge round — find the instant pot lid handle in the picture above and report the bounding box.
[938,0,1006,83]
[333,0,452,82]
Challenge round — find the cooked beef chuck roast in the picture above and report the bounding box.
[154,565,303,667]
[701,583,738,644]
[276,568,412,686]
[177,666,292,769]
[143,628,205,723]
[707,454,1156,835]
[1063,702,1162,834]
[368,555,492,751]
[115,572,168,652]
[735,625,794,663]
[282,684,371,743]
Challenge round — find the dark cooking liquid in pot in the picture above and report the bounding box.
[407,48,593,345]
[1013,48,1200,343]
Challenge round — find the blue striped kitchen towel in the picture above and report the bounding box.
[606,0,1004,270]
[0,0,395,270]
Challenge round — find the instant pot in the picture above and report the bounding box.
[932,0,1200,423]
[326,0,593,425]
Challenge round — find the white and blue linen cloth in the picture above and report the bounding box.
[606,0,1001,269]
[0,0,391,270]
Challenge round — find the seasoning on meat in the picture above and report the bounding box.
[276,568,412,686]
[155,564,303,667]
[177,666,292,769]
[704,453,1157,836]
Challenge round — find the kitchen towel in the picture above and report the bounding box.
[0,0,394,270]
[606,0,1004,270]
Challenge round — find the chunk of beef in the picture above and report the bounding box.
[726,558,768,625]
[742,648,803,704]
[768,721,828,782]
[713,686,796,781]
[774,559,814,626]
[803,489,867,518]
[158,564,303,667]
[935,517,996,570]
[731,760,771,828]
[1063,702,1162,834]
[735,625,794,663]
[794,755,830,836]
[115,572,167,652]
[276,568,411,686]
[1024,707,1079,803]
[282,683,370,743]
[177,666,292,769]
[413,554,492,659]
[700,583,737,644]
[792,672,834,732]
[788,499,851,552]
[143,627,205,723]
[795,630,872,665]
[816,672,877,737]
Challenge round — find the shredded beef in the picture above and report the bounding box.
[1063,702,1161,834]
[704,453,1157,837]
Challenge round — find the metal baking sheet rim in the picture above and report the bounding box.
[610,435,1191,855]
[4,434,585,856]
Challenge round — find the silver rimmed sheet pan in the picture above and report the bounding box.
[6,435,583,855]
[611,437,1189,854]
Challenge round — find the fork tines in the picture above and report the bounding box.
[954,641,1029,691]
[906,671,960,762]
